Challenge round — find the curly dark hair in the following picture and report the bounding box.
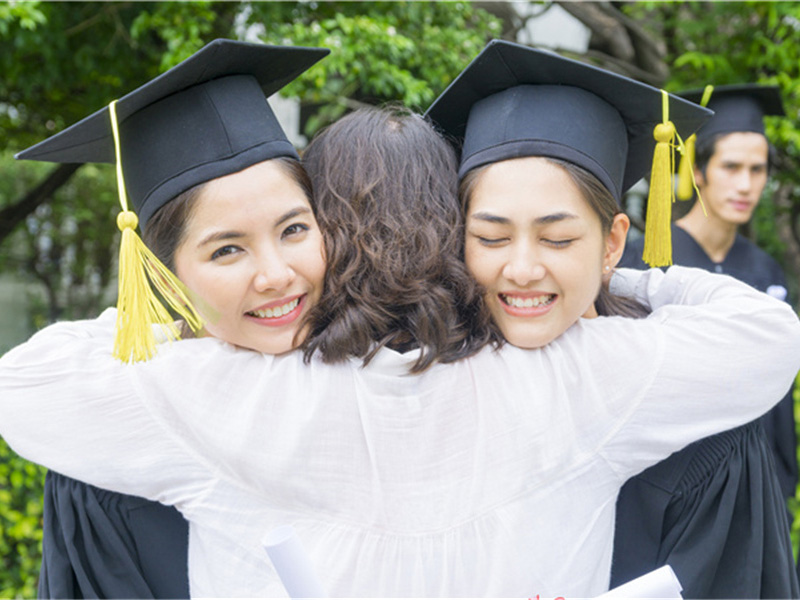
[301,105,495,372]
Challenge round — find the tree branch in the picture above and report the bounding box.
[557,1,635,62]
[0,163,81,244]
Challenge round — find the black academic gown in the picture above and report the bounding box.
[38,471,190,599]
[611,223,799,599]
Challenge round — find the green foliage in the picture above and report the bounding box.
[0,437,45,599]
[0,153,119,327]
[750,180,788,262]
[245,1,502,132]
[129,1,237,70]
[790,371,800,559]
[0,2,241,150]
[0,2,46,36]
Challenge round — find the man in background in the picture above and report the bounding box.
[614,84,798,599]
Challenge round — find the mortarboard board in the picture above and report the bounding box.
[425,39,712,202]
[15,39,329,362]
[678,83,784,144]
[17,38,329,227]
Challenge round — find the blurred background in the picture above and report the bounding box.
[1,2,799,596]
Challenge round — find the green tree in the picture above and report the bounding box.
[0,438,45,599]
[244,1,501,130]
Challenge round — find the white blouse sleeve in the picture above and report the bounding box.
[588,265,800,479]
[0,309,212,506]
[1,266,798,498]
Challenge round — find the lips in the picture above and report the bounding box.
[245,294,305,327]
[498,292,557,316]
[729,200,753,212]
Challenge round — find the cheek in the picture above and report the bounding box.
[173,253,203,294]
[175,259,238,321]
[464,241,494,287]
[563,243,604,301]
[299,235,327,293]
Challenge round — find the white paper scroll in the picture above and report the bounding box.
[263,525,328,598]
[597,565,682,598]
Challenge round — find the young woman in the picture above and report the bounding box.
[2,44,800,597]
[426,41,799,598]
[25,39,329,598]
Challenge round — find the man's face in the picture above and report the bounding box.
[695,132,769,226]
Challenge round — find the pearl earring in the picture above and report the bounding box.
[604,265,611,272]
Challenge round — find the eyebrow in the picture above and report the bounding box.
[198,230,245,248]
[197,206,312,248]
[276,206,312,226]
[469,211,579,225]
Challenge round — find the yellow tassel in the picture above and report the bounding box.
[675,84,713,202]
[642,91,676,268]
[108,100,204,363]
[676,133,696,201]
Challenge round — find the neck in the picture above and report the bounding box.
[675,200,738,263]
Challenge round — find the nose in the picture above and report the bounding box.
[502,244,546,287]
[253,250,296,292]
[734,169,753,194]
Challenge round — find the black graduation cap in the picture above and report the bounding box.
[16,38,329,226]
[425,39,713,202]
[678,84,785,143]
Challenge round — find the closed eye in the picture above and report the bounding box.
[476,235,508,247]
[542,238,575,248]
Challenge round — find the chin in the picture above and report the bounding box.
[503,330,554,350]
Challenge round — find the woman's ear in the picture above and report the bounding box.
[603,213,630,280]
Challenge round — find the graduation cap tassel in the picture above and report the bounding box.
[676,133,696,201]
[642,90,676,268]
[676,85,714,201]
[108,100,204,363]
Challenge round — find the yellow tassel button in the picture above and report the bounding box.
[654,122,675,143]
[117,211,139,231]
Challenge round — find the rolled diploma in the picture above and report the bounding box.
[597,565,682,598]
[263,525,328,598]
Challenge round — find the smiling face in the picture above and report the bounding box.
[464,156,626,349]
[173,160,326,355]
[695,132,769,227]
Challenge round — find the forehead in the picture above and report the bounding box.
[186,162,311,231]
[468,157,594,220]
[712,132,769,162]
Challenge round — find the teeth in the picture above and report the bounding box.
[501,294,554,308]
[248,298,300,319]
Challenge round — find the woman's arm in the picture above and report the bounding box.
[590,265,800,478]
[0,309,209,505]
[3,266,798,497]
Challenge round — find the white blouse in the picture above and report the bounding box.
[1,266,798,598]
